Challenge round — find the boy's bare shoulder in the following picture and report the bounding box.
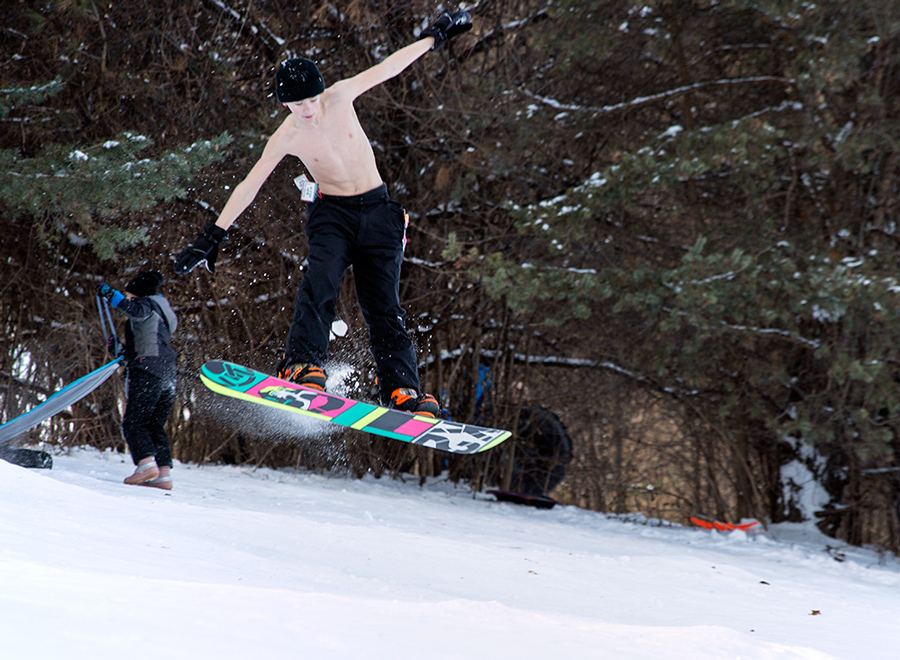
[268,113,302,146]
[325,78,364,104]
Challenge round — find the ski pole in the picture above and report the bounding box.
[96,294,120,355]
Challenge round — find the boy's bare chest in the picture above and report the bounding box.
[286,112,368,166]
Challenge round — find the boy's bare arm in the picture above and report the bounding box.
[214,126,290,231]
[174,122,289,274]
[339,10,473,101]
[338,39,433,101]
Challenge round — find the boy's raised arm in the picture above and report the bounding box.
[174,125,289,274]
[340,11,472,100]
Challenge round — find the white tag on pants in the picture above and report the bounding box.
[294,174,318,202]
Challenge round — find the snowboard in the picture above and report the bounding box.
[199,360,511,454]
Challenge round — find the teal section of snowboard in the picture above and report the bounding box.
[199,360,511,454]
[331,402,379,427]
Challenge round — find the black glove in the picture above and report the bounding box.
[421,11,472,50]
[96,283,114,301]
[174,222,228,274]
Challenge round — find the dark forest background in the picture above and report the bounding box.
[3,0,900,553]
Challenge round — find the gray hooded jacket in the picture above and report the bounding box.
[116,294,178,383]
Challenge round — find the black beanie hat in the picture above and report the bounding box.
[125,270,164,297]
[275,58,325,103]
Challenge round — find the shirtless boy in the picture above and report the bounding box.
[175,11,472,417]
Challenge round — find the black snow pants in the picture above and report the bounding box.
[122,368,175,467]
[284,184,420,398]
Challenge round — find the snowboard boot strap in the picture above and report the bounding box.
[278,362,327,391]
[390,388,441,419]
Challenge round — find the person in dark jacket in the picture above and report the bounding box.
[96,270,178,490]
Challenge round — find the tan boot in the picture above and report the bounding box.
[140,476,173,491]
[124,460,159,485]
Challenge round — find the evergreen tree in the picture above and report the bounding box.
[456,0,900,548]
[0,80,230,260]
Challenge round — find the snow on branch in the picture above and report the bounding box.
[719,323,820,349]
[524,77,795,117]
[428,346,688,396]
[193,199,219,216]
[463,6,550,55]
[662,307,821,349]
[730,100,804,125]
[405,255,448,269]
[203,0,285,56]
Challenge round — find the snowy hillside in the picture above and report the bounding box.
[1,448,898,660]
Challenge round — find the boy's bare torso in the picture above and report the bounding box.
[202,40,435,233]
[278,83,383,197]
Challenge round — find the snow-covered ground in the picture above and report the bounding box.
[1,447,898,660]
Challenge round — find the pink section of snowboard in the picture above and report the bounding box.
[394,418,436,436]
[246,377,356,419]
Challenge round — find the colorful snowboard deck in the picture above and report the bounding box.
[200,360,511,454]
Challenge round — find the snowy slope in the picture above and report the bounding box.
[1,448,898,660]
